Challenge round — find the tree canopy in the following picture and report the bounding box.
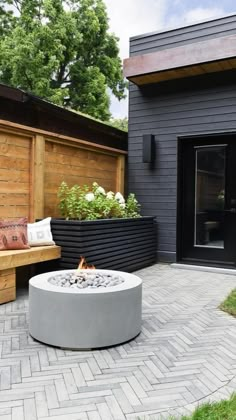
[0,0,127,120]
[109,117,128,131]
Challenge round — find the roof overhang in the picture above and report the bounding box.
[0,83,127,144]
[123,34,236,85]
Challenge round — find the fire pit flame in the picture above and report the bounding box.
[78,256,95,270]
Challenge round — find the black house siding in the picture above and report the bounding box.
[128,15,236,262]
[130,14,236,56]
[128,26,236,263]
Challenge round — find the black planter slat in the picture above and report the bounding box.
[51,217,154,225]
[53,231,155,246]
[59,257,156,272]
[51,229,153,238]
[60,246,156,269]
[60,252,155,271]
[56,250,156,267]
[60,252,155,267]
[52,225,154,236]
[60,239,155,257]
[60,249,155,264]
[52,226,155,236]
[51,217,157,272]
[60,241,155,257]
[51,223,154,235]
[57,241,156,255]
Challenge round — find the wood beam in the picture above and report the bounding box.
[124,34,236,83]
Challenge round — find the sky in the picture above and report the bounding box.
[104,0,236,118]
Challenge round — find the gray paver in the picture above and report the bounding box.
[12,405,24,420]
[35,391,49,418]
[0,264,236,419]
[24,398,37,420]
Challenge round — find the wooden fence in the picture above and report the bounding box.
[0,119,126,222]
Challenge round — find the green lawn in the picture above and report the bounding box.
[176,394,236,419]
[220,288,236,317]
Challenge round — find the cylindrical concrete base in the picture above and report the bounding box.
[29,269,142,349]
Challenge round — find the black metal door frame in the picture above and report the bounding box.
[177,132,236,267]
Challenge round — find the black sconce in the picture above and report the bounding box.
[142,134,155,163]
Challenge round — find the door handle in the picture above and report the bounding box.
[225,208,236,213]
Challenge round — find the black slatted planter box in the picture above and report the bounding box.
[50,217,157,272]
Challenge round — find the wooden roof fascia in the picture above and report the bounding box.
[123,34,236,83]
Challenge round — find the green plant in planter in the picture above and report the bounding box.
[58,182,141,220]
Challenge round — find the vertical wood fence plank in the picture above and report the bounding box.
[31,135,45,221]
[116,155,125,195]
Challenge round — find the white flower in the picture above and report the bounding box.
[120,202,126,209]
[97,186,106,195]
[85,192,95,202]
[106,191,114,199]
[115,192,125,204]
[92,182,98,187]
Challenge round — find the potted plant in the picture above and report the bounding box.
[50,182,157,272]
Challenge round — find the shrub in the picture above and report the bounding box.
[58,182,141,220]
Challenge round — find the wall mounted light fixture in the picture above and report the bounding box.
[142,134,155,163]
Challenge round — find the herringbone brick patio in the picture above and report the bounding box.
[0,264,236,419]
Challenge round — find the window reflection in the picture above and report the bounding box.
[195,147,225,248]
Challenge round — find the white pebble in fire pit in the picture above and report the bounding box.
[48,271,124,289]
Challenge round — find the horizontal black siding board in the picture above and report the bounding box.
[134,195,176,202]
[128,124,236,136]
[130,27,236,55]
[129,84,236,102]
[130,15,236,55]
[130,155,177,164]
[130,188,176,195]
[129,93,236,110]
[129,89,236,105]
[129,112,236,127]
[129,104,236,120]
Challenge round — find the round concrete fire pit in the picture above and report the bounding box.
[29,269,142,349]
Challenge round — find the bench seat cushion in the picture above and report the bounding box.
[27,217,55,247]
[0,218,30,250]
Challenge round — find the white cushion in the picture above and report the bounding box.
[27,217,55,247]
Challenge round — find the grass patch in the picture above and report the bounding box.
[220,288,236,317]
[137,395,236,420]
[178,394,236,419]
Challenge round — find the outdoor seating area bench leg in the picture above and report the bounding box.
[0,246,61,304]
[0,268,16,304]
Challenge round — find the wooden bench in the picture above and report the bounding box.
[0,245,61,304]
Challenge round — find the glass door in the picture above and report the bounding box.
[180,136,236,267]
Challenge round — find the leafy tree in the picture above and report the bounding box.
[109,117,128,131]
[0,0,127,120]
